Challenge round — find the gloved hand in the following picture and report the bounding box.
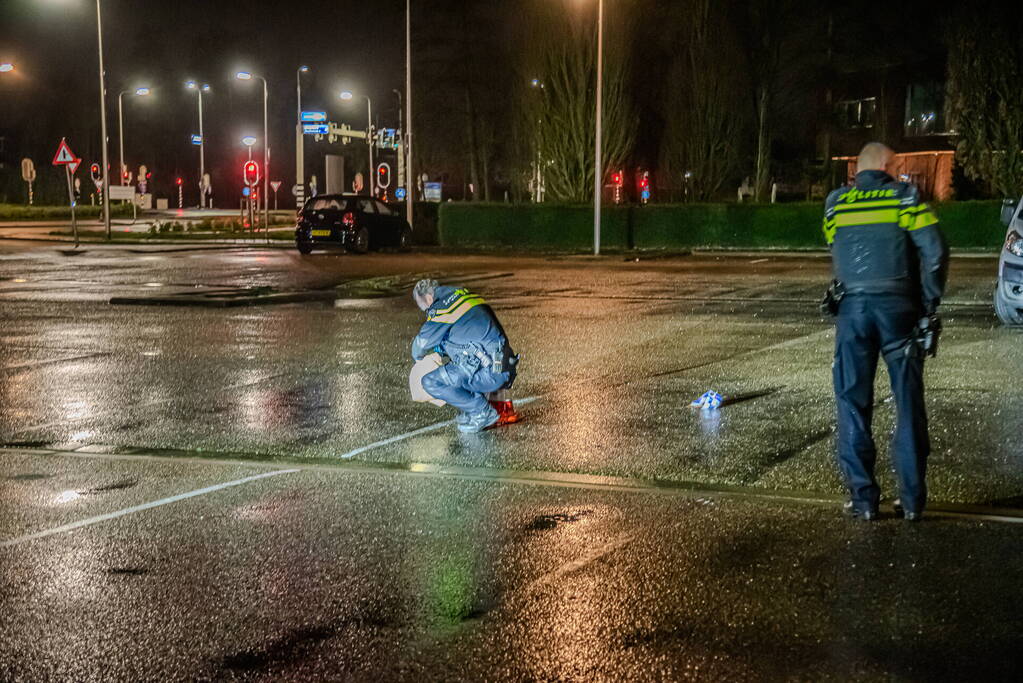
[916,314,941,358]
[820,280,845,318]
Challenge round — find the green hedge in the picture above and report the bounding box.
[0,203,134,221]
[438,200,1006,251]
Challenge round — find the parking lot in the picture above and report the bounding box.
[2,243,1022,679]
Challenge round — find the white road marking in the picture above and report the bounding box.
[749,258,770,264]
[526,533,634,592]
[337,396,540,460]
[0,468,299,548]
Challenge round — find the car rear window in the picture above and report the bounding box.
[305,197,349,211]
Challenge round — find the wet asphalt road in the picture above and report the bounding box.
[1,241,1021,680]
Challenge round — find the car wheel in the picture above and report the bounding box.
[297,240,313,255]
[398,228,412,251]
[994,283,1023,326]
[352,227,370,254]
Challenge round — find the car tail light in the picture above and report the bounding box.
[342,211,355,227]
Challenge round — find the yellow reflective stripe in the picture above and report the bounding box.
[833,199,902,211]
[897,203,939,230]
[822,217,837,245]
[899,204,929,215]
[833,209,899,227]
[910,211,939,230]
[429,296,484,324]
[433,289,471,315]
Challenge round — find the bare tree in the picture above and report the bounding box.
[947,11,1023,197]
[733,0,815,201]
[659,0,747,201]
[521,0,635,203]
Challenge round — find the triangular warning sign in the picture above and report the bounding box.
[52,138,76,166]
[68,158,82,175]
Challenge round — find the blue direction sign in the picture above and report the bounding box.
[303,123,329,135]
[394,187,407,200]
[190,134,203,145]
[300,111,327,123]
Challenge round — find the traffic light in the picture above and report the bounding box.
[612,171,623,186]
[90,163,101,182]
[175,177,183,186]
[376,162,391,190]
[243,160,260,187]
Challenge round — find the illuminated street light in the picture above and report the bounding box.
[242,135,257,160]
[339,90,374,196]
[117,85,151,185]
[186,80,211,208]
[0,63,14,73]
[235,70,270,228]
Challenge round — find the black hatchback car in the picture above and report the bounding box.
[295,194,412,254]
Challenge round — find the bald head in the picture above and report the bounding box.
[857,142,895,173]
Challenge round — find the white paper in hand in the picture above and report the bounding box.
[409,353,446,406]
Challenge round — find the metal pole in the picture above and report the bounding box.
[366,97,374,197]
[593,0,603,256]
[296,67,305,210]
[65,164,79,248]
[118,91,125,186]
[96,0,111,239]
[262,77,270,230]
[405,0,413,228]
[198,89,205,208]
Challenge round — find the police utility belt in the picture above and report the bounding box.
[453,343,519,374]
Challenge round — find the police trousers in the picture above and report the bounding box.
[833,294,929,514]
[421,362,512,414]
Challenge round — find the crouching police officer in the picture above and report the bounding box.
[411,279,519,433]
[822,142,949,522]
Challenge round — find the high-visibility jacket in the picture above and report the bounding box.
[411,286,510,373]
[823,170,949,313]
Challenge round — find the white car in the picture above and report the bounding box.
[996,197,1023,326]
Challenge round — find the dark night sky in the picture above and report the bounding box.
[0,0,410,204]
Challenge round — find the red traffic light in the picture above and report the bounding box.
[612,171,623,186]
[146,171,152,180]
[176,177,183,186]
[243,160,260,187]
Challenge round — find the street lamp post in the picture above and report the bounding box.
[340,90,374,196]
[236,71,270,229]
[296,65,309,210]
[42,1,112,237]
[186,81,210,208]
[117,86,150,186]
[393,88,403,195]
[593,0,604,256]
[405,0,413,227]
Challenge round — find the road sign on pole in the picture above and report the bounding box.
[300,111,327,123]
[270,180,282,210]
[68,158,82,175]
[52,138,76,166]
[21,158,36,206]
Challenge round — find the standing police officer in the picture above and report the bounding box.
[411,279,519,433]
[822,143,949,521]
